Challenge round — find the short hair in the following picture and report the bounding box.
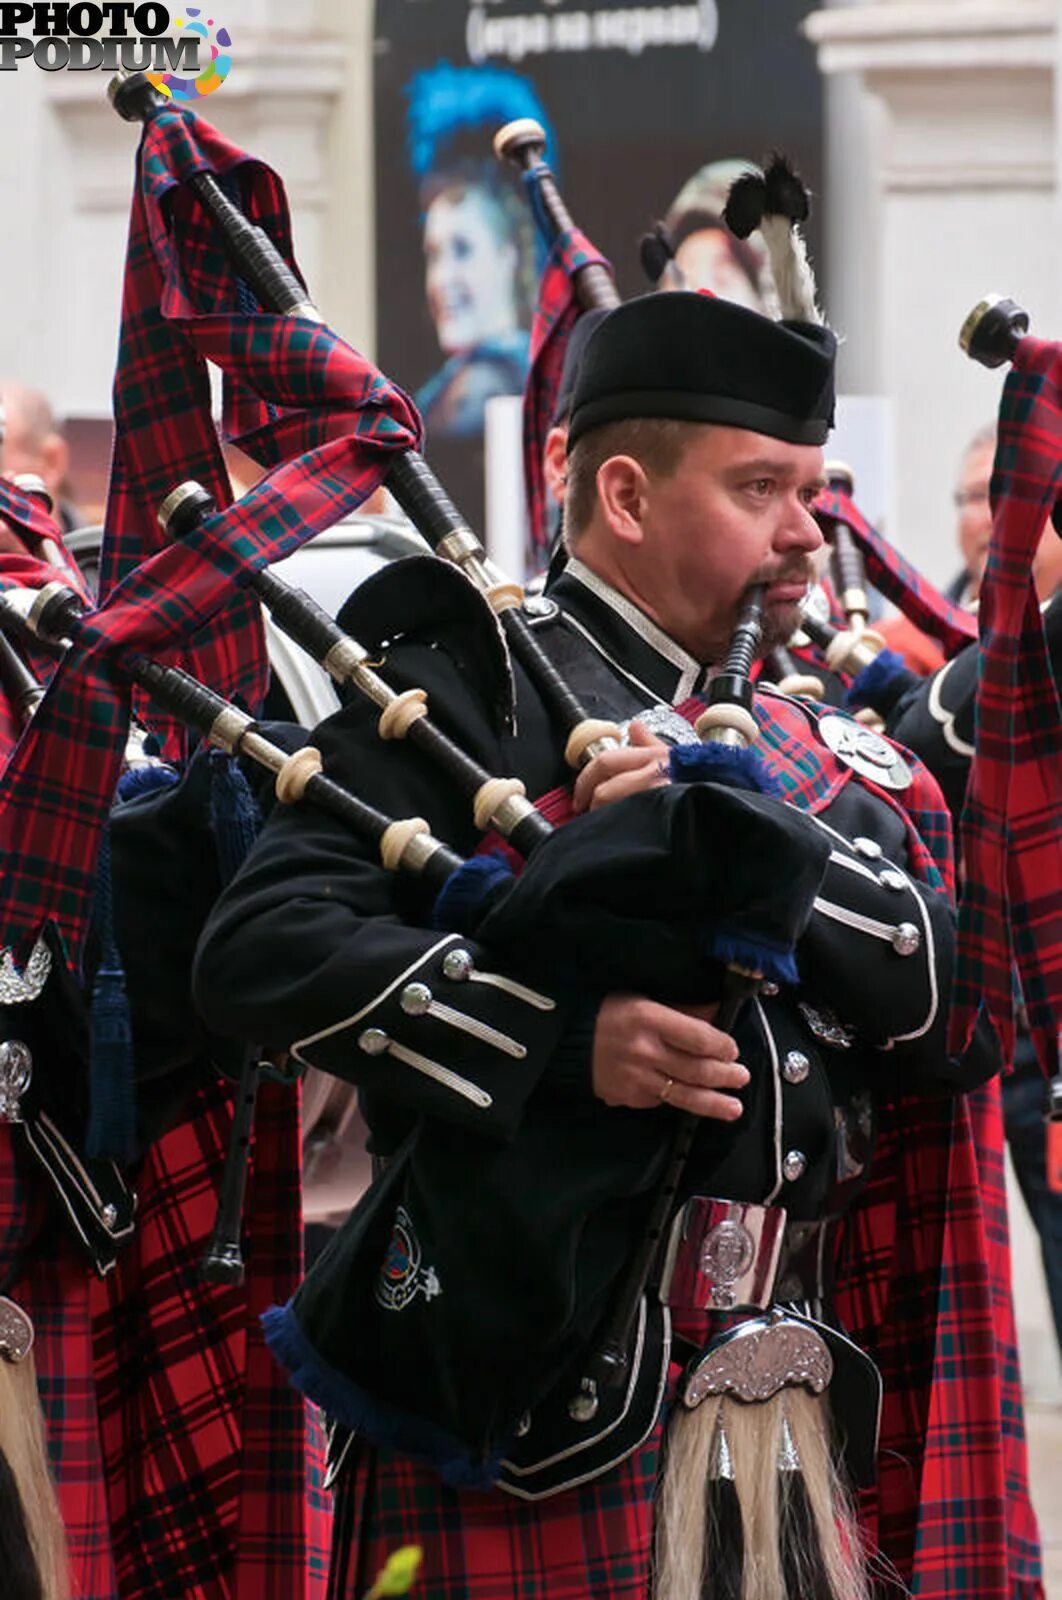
[0,383,57,450]
[961,421,997,466]
[565,417,702,543]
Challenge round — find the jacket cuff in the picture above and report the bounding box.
[290,933,570,1139]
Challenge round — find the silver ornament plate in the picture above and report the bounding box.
[0,938,51,1004]
[817,713,912,789]
[0,1297,34,1363]
[683,1313,834,1408]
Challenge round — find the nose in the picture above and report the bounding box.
[775,496,824,557]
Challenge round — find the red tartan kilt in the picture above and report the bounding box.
[329,1429,664,1600]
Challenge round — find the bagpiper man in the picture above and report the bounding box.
[195,291,1004,1600]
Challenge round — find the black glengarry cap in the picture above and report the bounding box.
[568,292,836,450]
[550,307,610,427]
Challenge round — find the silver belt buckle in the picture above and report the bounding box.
[659,1197,786,1313]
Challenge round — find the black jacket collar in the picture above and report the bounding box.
[548,556,709,705]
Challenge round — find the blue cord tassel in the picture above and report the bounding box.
[699,928,800,989]
[669,741,782,797]
[844,649,912,713]
[432,851,514,933]
[87,764,177,1163]
[207,749,263,886]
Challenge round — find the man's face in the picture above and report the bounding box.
[423,190,519,356]
[955,439,994,585]
[673,228,764,313]
[595,425,825,662]
[953,436,1062,600]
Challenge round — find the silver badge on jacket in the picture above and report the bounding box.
[816,714,912,790]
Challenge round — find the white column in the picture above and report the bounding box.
[804,1,1058,585]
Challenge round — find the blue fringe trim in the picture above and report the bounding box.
[844,649,909,711]
[87,963,137,1162]
[261,1303,504,1490]
[432,851,513,933]
[698,927,800,989]
[116,764,177,803]
[208,750,263,887]
[87,765,178,1162]
[669,742,782,797]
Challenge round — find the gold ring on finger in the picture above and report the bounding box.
[658,1075,676,1104]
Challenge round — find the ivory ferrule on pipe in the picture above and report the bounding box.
[208,704,256,754]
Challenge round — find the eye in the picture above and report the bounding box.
[747,478,773,497]
[799,485,821,507]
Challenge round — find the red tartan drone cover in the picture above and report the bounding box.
[950,335,1062,1078]
[0,106,422,972]
[522,225,609,562]
[814,485,977,659]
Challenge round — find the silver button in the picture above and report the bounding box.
[782,1050,810,1084]
[853,837,882,859]
[358,1028,390,1056]
[879,869,906,891]
[514,1410,532,1437]
[568,1379,599,1422]
[891,923,921,956]
[400,982,432,1016]
[101,1204,118,1230]
[761,981,780,998]
[441,948,473,982]
[783,1149,807,1182]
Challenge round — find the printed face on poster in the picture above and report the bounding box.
[373,0,824,536]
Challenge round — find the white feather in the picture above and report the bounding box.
[759,213,823,325]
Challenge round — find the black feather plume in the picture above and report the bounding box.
[639,221,675,285]
[763,152,810,223]
[723,172,767,240]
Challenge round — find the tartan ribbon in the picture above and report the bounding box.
[0,479,90,759]
[951,335,1062,1078]
[103,104,421,752]
[0,473,84,561]
[814,486,977,658]
[0,107,422,972]
[522,226,610,562]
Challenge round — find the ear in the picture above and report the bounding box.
[596,455,650,547]
[39,432,68,494]
[543,426,568,506]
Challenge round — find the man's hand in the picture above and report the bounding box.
[591,995,749,1120]
[572,720,670,814]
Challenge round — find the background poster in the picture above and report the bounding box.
[373,0,824,539]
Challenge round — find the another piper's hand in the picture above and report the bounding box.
[591,995,748,1120]
[572,720,670,814]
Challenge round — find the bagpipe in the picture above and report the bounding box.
[109,69,623,776]
[0,81,825,1312]
[0,485,828,1264]
[0,78,842,1345]
[2,87,992,1600]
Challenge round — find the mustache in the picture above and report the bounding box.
[752,559,816,590]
